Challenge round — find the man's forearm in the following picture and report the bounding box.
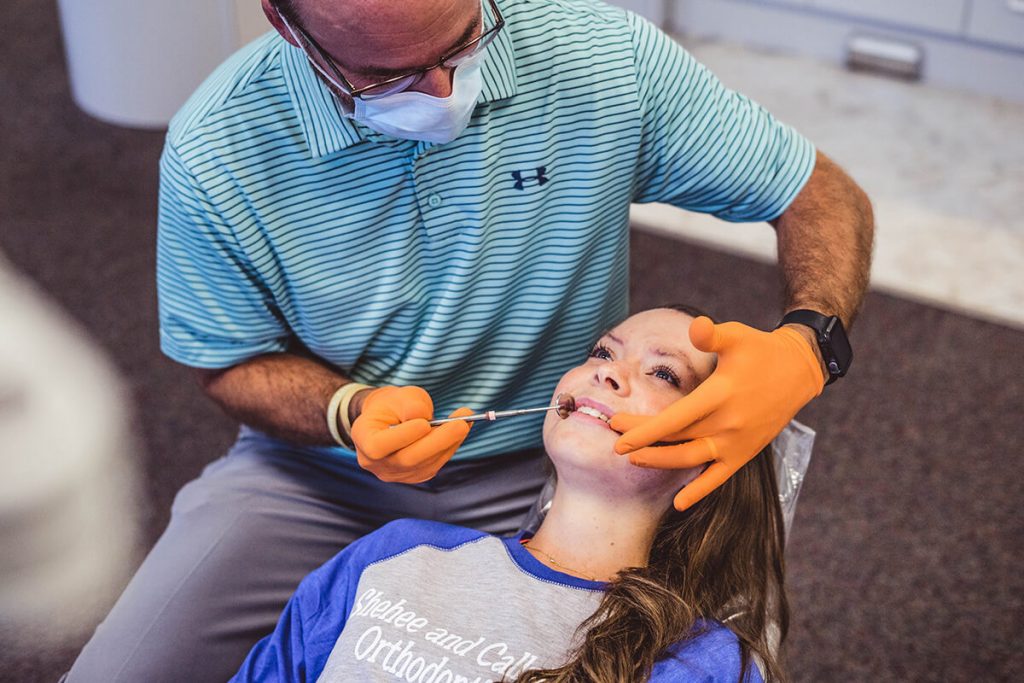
[195,352,368,446]
[772,150,874,328]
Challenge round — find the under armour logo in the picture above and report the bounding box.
[511,166,549,191]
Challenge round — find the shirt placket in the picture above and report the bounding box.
[410,142,479,255]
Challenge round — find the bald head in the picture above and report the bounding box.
[297,0,466,31]
[264,0,482,90]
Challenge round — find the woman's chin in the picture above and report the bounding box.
[545,422,695,499]
[545,427,626,471]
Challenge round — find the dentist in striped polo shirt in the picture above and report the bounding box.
[67,0,873,680]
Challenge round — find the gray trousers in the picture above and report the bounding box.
[66,427,548,683]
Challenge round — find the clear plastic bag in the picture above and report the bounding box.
[518,474,556,536]
[772,419,815,541]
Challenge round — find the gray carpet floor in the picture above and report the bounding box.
[2,1,1022,681]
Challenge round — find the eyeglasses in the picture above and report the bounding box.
[281,0,504,100]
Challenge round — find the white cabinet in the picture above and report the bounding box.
[966,0,1024,49]
[810,0,967,35]
[671,0,1024,102]
[58,0,269,128]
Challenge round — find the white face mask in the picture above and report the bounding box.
[279,11,487,144]
[351,51,486,144]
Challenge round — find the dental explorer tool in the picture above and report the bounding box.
[427,393,575,426]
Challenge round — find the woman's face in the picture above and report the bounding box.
[542,308,717,496]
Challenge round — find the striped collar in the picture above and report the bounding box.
[279,1,519,159]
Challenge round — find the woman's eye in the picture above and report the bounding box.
[650,366,680,386]
[589,344,612,360]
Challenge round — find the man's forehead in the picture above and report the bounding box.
[296,0,479,74]
[299,0,471,35]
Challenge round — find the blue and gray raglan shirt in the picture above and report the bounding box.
[230,519,763,682]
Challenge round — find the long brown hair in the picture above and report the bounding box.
[515,305,789,682]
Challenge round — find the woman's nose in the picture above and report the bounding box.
[414,66,455,98]
[595,363,628,394]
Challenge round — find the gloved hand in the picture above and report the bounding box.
[350,386,473,484]
[609,316,825,511]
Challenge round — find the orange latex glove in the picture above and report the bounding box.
[350,386,473,484]
[610,316,825,511]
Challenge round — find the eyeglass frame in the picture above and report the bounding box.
[278,0,504,100]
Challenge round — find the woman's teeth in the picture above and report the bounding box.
[576,406,610,423]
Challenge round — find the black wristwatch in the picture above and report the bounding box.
[777,309,852,386]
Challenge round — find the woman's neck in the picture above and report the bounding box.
[525,483,666,582]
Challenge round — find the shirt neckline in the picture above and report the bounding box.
[504,533,607,591]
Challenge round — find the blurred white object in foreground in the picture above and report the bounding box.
[0,256,140,643]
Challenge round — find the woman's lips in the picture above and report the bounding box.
[569,397,615,430]
[569,410,614,430]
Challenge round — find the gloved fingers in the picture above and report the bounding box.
[391,385,435,421]
[358,430,462,484]
[419,405,475,464]
[355,407,473,482]
[353,418,432,460]
[429,411,473,450]
[362,385,434,422]
[359,457,440,484]
[611,411,725,446]
[688,317,745,354]
[672,461,736,512]
[607,412,649,435]
[447,406,476,422]
[658,413,727,444]
[388,417,471,470]
[627,437,718,470]
[612,379,728,454]
[388,436,465,485]
[391,409,473,472]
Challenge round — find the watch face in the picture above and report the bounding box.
[824,317,853,376]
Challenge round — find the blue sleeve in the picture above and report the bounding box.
[229,579,322,683]
[156,141,289,369]
[628,13,815,223]
[228,540,359,682]
[649,623,764,682]
[230,520,488,682]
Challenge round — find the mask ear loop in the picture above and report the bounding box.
[277,11,353,95]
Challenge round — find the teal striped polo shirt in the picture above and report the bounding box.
[157,0,815,460]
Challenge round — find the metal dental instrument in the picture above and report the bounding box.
[427,393,575,426]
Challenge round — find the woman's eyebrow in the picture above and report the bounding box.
[652,347,696,377]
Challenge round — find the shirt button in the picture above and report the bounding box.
[428,194,442,208]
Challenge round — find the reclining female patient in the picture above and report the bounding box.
[232,306,787,683]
